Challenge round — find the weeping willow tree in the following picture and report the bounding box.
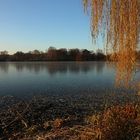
[83,0,140,87]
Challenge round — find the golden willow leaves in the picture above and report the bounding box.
[83,0,140,87]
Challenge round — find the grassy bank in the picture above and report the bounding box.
[0,93,140,140]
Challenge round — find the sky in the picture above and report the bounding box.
[0,0,103,54]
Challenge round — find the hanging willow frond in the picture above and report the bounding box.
[83,0,140,87]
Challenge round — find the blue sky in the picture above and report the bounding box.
[0,0,103,54]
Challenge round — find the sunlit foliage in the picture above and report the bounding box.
[83,0,140,86]
[85,104,140,140]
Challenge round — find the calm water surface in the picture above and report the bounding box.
[0,62,138,97]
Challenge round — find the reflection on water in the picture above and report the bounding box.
[0,62,123,97]
[0,62,107,75]
[0,63,9,73]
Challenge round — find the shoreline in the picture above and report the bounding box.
[0,93,140,139]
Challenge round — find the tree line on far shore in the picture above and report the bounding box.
[0,47,106,61]
[1,47,140,62]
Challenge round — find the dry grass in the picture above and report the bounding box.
[1,95,140,140]
[28,104,140,140]
[85,104,140,140]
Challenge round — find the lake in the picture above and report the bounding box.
[0,62,138,97]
